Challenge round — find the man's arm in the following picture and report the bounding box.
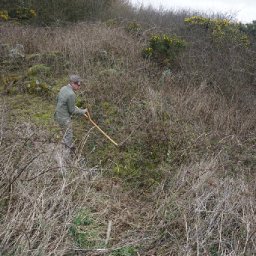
[67,94,87,115]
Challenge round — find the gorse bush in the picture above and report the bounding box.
[143,34,186,67]
[125,21,141,34]
[184,16,249,47]
[0,10,9,21]
[182,15,254,96]
[8,7,36,20]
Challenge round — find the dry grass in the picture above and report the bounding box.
[0,20,255,255]
[150,158,255,255]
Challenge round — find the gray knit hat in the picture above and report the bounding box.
[69,74,82,84]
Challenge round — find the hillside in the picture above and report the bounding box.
[0,10,256,256]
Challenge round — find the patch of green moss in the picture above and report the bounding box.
[8,93,55,127]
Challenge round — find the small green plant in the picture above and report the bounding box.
[110,246,137,256]
[69,209,104,249]
[142,34,186,67]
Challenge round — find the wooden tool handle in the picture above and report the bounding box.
[84,112,118,146]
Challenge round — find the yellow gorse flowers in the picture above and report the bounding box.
[143,33,186,67]
[184,16,249,47]
[0,10,9,21]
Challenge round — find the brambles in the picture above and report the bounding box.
[142,34,186,67]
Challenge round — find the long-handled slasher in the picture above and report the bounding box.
[84,111,118,147]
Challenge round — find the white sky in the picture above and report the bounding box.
[129,0,256,23]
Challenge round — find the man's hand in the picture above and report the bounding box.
[84,108,89,119]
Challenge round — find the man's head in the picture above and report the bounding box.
[70,74,82,91]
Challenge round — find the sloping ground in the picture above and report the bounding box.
[0,22,255,255]
[0,99,255,255]
[0,99,155,255]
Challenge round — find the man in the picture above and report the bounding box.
[54,74,88,151]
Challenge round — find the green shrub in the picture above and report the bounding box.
[142,34,186,67]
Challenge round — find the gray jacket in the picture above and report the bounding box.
[54,84,86,124]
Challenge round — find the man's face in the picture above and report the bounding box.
[72,81,81,91]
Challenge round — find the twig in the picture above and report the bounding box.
[105,220,112,246]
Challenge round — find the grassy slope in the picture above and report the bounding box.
[0,21,255,255]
